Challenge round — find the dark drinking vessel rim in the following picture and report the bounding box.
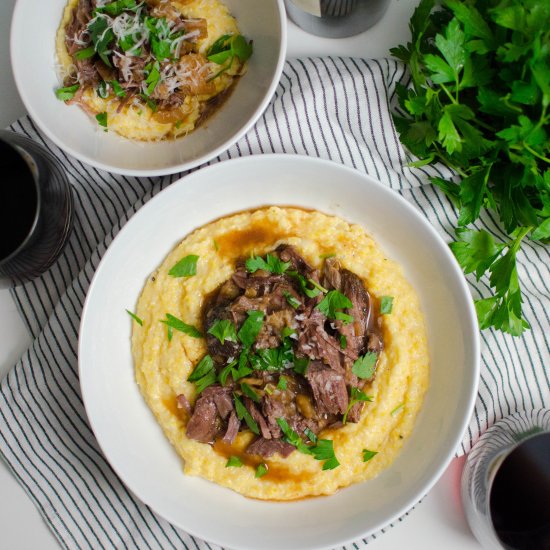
[0,137,42,267]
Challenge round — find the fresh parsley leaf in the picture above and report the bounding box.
[240,382,261,403]
[287,271,327,298]
[144,61,161,96]
[187,355,214,382]
[110,80,126,98]
[342,387,373,424]
[277,376,287,391]
[362,449,378,462]
[233,394,259,435]
[126,309,143,325]
[245,253,291,274]
[97,81,109,99]
[97,0,138,16]
[304,427,317,444]
[380,296,394,314]
[75,46,95,60]
[167,325,173,342]
[310,439,340,470]
[207,319,237,345]
[194,370,216,393]
[283,291,301,309]
[316,290,353,321]
[352,352,378,380]
[55,84,80,101]
[218,359,238,385]
[96,112,108,128]
[339,334,347,349]
[255,463,268,478]
[226,456,243,468]
[168,254,199,277]
[160,314,202,338]
[237,310,264,347]
[276,417,312,455]
[293,357,309,376]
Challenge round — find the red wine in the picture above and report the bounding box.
[489,432,550,549]
[0,131,73,287]
[0,139,39,260]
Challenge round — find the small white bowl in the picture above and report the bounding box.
[10,0,286,176]
[79,155,480,549]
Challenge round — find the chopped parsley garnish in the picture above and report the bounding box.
[207,319,237,345]
[352,352,378,380]
[88,15,114,67]
[160,314,202,338]
[276,417,339,470]
[240,382,261,403]
[283,291,301,309]
[168,254,199,277]
[293,357,309,376]
[75,46,95,60]
[233,394,260,435]
[187,355,214,382]
[207,34,253,79]
[187,355,216,393]
[237,310,264,347]
[218,359,238,386]
[226,456,243,468]
[310,439,340,470]
[97,0,138,17]
[167,325,173,342]
[97,81,109,99]
[55,84,80,101]
[255,463,268,478]
[144,61,161,96]
[362,449,378,463]
[277,376,287,391]
[95,112,108,128]
[304,427,317,444]
[316,290,353,323]
[245,253,290,274]
[339,334,347,349]
[287,271,327,298]
[342,387,373,424]
[391,403,405,416]
[250,347,291,371]
[380,296,394,314]
[110,80,126,98]
[126,309,143,326]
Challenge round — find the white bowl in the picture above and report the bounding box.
[79,155,480,549]
[10,0,286,176]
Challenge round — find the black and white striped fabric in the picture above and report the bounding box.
[1,58,548,549]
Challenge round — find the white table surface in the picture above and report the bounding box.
[0,1,482,548]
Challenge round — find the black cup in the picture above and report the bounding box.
[0,130,74,288]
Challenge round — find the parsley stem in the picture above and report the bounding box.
[439,83,458,105]
[523,143,550,164]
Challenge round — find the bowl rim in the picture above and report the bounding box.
[10,0,288,177]
[78,154,481,549]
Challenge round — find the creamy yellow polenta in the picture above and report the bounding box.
[56,0,242,140]
[131,207,429,500]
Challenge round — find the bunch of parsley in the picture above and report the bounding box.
[391,0,550,336]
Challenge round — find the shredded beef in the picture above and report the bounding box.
[186,244,384,456]
[246,438,295,459]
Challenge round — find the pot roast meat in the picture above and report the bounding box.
[186,244,385,453]
[65,0,93,56]
[222,411,240,445]
[186,391,219,443]
[246,437,295,459]
[306,361,348,415]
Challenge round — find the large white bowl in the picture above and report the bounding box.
[79,155,480,549]
[11,0,286,176]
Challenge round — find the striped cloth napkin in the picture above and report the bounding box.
[1,58,548,550]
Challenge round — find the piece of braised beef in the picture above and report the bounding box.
[185,244,384,458]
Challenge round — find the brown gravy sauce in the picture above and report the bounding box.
[213,440,314,484]
[215,221,289,258]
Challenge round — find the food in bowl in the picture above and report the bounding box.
[130,206,429,500]
[55,0,253,140]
